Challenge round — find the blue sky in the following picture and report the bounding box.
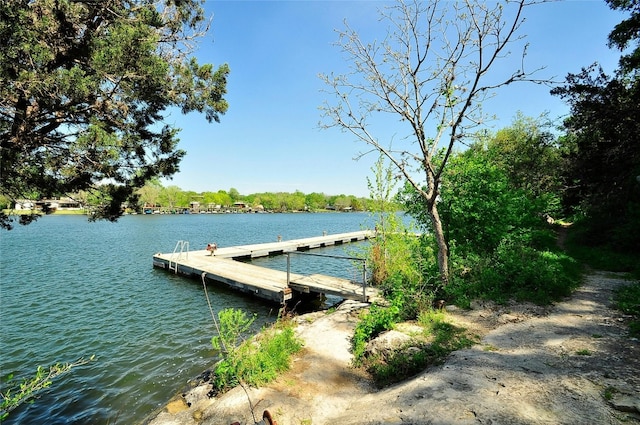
[162,0,627,198]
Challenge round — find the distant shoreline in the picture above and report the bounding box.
[2,208,361,216]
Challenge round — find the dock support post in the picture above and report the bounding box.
[362,262,367,302]
[286,253,291,286]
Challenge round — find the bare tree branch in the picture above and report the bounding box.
[319,0,550,284]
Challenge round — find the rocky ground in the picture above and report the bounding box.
[146,270,639,425]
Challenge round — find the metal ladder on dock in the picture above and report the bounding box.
[168,240,189,273]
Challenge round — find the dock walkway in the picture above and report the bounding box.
[152,231,379,304]
[201,230,372,260]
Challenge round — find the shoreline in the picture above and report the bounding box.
[1,208,363,217]
[144,271,640,425]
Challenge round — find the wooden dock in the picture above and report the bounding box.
[199,230,373,260]
[152,231,379,304]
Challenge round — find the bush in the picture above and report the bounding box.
[0,357,94,421]
[211,309,302,391]
[361,309,476,387]
[614,282,640,337]
[565,221,640,276]
[444,230,582,306]
[352,303,401,364]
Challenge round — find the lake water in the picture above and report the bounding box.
[0,212,375,424]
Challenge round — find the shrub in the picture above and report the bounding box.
[614,282,640,337]
[363,309,476,387]
[443,229,581,306]
[352,303,401,364]
[564,221,640,276]
[0,357,94,421]
[211,309,302,391]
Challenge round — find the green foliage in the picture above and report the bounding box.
[552,64,640,253]
[366,155,437,317]
[0,356,94,420]
[614,281,640,337]
[604,385,619,401]
[421,121,581,306]
[444,232,581,306]
[361,310,476,387]
[397,117,582,307]
[352,304,401,364]
[606,0,640,73]
[440,152,526,253]
[0,0,229,230]
[0,195,9,210]
[564,222,640,276]
[487,112,564,205]
[211,309,302,391]
[439,135,557,257]
[211,308,256,354]
[129,181,372,213]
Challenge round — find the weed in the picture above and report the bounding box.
[352,303,401,364]
[211,309,302,391]
[361,310,476,387]
[604,386,618,401]
[575,349,592,356]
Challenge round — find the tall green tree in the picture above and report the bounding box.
[137,179,162,208]
[159,185,183,210]
[401,127,577,304]
[552,66,640,249]
[551,1,640,251]
[304,192,328,210]
[437,147,543,255]
[0,0,229,229]
[488,113,562,205]
[607,0,640,74]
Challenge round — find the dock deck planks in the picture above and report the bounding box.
[202,230,373,260]
[152,231,379,304]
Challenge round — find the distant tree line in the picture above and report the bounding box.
[133,182,374,212]
[0,185,379,213]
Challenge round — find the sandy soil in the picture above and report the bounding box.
[147,270,639,425]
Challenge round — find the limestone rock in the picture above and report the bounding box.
[366,330,413,357]
[609,393,640,414]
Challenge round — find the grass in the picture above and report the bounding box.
[211,312,303,392]
[357,309,477,387]
[603,386,618,401]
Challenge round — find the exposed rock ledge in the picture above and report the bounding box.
[146,271,640,425]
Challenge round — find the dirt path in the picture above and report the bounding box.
[148,271,639,425]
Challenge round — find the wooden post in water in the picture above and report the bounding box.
[286,252,291,286]
[362,262,367,302]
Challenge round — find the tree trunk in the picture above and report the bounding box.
[429,202,450,286]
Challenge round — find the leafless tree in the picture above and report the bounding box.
[320,0,547,285]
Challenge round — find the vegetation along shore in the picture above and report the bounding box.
[1,0,638,424]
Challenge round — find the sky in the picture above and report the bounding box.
[161,0,628,198]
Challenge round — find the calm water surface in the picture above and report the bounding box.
[0,212,373,424]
